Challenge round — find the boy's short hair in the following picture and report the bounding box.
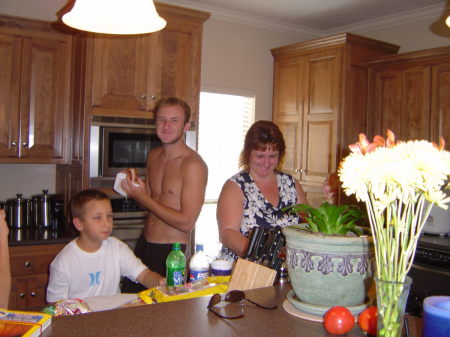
[71,189,109,220]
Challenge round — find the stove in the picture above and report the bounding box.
[406,233,450,316]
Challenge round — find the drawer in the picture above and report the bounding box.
[9,244,65,276]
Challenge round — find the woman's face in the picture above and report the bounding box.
[249,147,279,178]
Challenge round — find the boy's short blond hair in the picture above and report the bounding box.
[71,189,109,220]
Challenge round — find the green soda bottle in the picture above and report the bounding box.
[166,242,186,287]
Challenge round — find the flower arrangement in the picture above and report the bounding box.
[338,130,450,337]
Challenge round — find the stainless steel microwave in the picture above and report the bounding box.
[89,116,162,178]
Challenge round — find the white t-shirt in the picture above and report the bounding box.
[47,237,147,303]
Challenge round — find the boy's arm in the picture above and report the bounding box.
[136,269,165,289]
[0,209,11,308]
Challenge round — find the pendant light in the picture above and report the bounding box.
[62,0,167,35]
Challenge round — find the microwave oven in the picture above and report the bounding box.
[90,116,162,178]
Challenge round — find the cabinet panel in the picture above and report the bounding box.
[372,70,402,137]
[273,61,304,118]
[0,17,72,163]
[19,38,69,160]
[277,122,300,178]
[92,34,156,112]
[0,34,21,157]
[401,66,430,141]
[431,62,450,144]
[308,51,341,115]
[302,120,335,184]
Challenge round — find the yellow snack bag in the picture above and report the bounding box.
[139,276,230,304]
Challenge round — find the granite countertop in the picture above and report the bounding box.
[8,227,77,246]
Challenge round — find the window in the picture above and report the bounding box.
[195,89,255,260]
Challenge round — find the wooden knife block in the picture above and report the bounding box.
[228,258,277,291]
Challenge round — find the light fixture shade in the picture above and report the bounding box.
[62,0,167,35]
[446,14,450,28]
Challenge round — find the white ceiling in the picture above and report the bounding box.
[165,0,447,30]
[0,0,448,36]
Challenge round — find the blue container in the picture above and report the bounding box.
[423,296,450,337]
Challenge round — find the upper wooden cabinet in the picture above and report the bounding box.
[272,33,399,206]
[89,3,209,121]
[0,16,72,163]
[366,46,450,144]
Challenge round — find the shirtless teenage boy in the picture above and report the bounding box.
[121,97,208,293]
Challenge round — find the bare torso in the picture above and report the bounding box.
[143,145,205,244]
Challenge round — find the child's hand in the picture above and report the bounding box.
[158,277,166,287]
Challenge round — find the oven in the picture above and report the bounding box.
[110,195,147,250]
[406,234,450,316]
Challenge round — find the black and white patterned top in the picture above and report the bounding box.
[219,171,301,261]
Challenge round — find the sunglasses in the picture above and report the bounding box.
[207,290,278,319]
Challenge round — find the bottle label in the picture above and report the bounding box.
[167,268,185,287]
[189,269,209,282]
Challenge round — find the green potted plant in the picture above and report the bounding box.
[281,173,374,317]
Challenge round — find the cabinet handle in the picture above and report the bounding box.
[19,293,26,299]
[11,142,17,146]
[151,95,157,100]
[31,292,37,297]
[140,94,147,99]
[25,261,31,268]
[22,142,28,146]
[295,169,307,173]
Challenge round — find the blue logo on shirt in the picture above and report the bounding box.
[89,271,101,286]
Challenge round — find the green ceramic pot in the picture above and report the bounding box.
[283,225,374,308]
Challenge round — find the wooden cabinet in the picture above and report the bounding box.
[272,34,399,207]
[0,16,72,163]
[67,4,209,192]
[89,3,209,121]
[367,46,450,144]
[9,243,65,310]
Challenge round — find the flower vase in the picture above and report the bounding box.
[375,276,412,337]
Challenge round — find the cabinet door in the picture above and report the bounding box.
[19,37,70,161]
[273,59,306,179]
[371,65,431,141]
[0,34,22,158]
[92,34,159,114]
[301,49,341,185]
[431,62,450,145]
[157,19,203,121]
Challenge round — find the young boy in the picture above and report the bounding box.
[46,189,164,303]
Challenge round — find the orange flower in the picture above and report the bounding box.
[348,130,397,154]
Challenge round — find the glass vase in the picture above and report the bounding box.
[375,276,412,337]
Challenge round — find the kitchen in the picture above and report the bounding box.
[0,0,449,331]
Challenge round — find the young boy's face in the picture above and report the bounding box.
[74,199,113,245]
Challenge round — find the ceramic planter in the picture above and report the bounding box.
[283,225,373,314]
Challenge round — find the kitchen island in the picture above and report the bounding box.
[41,283,421,337]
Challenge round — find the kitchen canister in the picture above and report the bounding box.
[423,296,450,337]
[6,194,30,228]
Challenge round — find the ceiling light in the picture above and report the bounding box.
[62,0,167,35]
[446,14,450,27]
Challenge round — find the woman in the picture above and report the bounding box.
[217,120,308,260]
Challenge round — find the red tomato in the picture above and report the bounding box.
[323,306,355,335]
[358,306,378,336]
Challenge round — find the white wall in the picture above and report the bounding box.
[200,18,305,121]
[359,16,450,53]
[0,164,56,201]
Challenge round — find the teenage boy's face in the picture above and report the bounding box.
[76,199,113,244]
[155,104,190,145]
